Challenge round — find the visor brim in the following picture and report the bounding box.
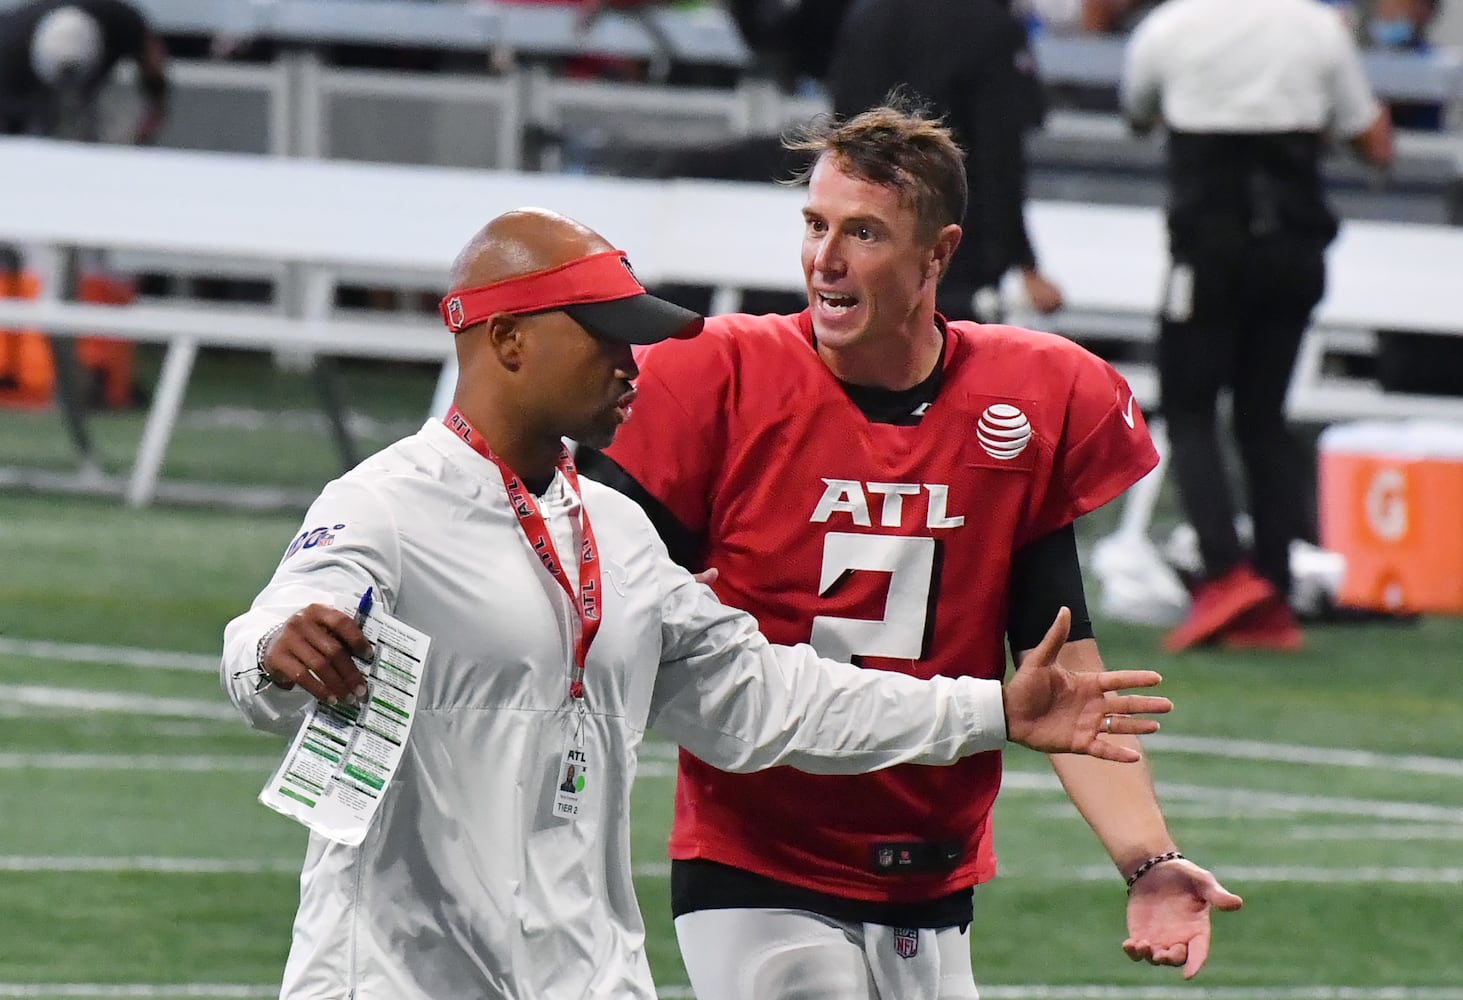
[564,292,703,345]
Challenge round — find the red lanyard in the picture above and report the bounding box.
[444,406,601,701]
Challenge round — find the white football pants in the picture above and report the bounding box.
[674,908,980,1000]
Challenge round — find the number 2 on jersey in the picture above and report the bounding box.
[808,533,938,663]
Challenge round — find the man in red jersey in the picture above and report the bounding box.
[577,103,1242,998]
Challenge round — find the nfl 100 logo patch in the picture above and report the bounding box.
[893,927,919,960]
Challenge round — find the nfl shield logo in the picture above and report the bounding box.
[446,296,465,329]
[876,847,894,869]
[893,927,919,960]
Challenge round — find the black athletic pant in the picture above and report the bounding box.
[1157,235,1326,598]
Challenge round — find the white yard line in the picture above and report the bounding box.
[0,753,276,772]
[0,749,667,777]
[1288,823,1463,841]
[644,735,1463,780]
[9,686,1462,823]
[0,686,237,721]
[640,859,1463,886]
[1038,802,1306,821]
[8,637,1461,784]
[182,406,420,440]
[0,857,298,874]
[976,990,1463,1000]
[0,989,277,999]
[7,855,1457,885]
[1145,735,1463,779]
[0,638,217,673]
[1001,771,1463,824]
[5,987,1463,1000]
[1000,864,1463,884]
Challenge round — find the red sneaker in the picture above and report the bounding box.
[1220,596,1305,651]
[1162,563,1277,653]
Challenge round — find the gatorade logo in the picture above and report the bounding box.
[1364,468,1408,543]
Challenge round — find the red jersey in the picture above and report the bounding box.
[606,311,1157,901]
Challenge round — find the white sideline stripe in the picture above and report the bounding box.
[1146,735,1463,779]
[641,734,1463,778]
[1038,803,1305,821]
[0,753,276,772]
[976,990,1463,999]
[0,638,217,673]
[5,988,1463,1000]
[0,989,276,999]
[640,742,678,763]
[0,750,671,778]
[1001,771,1463,824]
[0,857,298,874]
[184,405,419,440]
[8,638,1461,783]
[641,860,1463,885]
[10,854,1461,884]
[1007,864,1463,885]
[10,688,1462,820]
[0,686,237,721]
[1288,823,1463,841]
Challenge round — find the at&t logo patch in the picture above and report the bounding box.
[976,403,1032,460]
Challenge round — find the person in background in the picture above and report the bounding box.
[1367,0,1445,130]
[0,0,168,142]
[1024,0,1155,33]
[1122,0,1394,652]
[827,0,1064,323]
[578,103,1240,1000]
[221,206,1173,999]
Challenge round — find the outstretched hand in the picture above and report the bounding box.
[1002,607,1171,761]
[1124,858,1244,978]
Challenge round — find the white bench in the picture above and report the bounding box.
[2,137,1462,510]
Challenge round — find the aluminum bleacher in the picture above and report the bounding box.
[2,2,1461,512]
[2,138,1462,510]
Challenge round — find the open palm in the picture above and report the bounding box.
[1002,607,1171,762]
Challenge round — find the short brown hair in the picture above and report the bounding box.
[782,96,968,242]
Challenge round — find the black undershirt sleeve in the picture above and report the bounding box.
[1006,523,1095,653]
[574,446,707,572]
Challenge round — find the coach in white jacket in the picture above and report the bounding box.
[221,207,1169,1000]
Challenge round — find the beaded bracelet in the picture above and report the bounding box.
[253,622,291,691]
[1124,850,1185,891]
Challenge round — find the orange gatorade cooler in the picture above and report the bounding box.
[1318,420,1463,614]
[0,271,136,409]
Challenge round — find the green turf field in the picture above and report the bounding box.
[2,351,1461,999]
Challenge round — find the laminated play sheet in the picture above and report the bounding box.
[259,608,431,845]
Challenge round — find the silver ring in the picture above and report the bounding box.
[1102,714,1113,734]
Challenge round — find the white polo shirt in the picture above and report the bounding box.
[1121,0,1381,138]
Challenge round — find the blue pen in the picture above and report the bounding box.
[355,586,376,674]
[355,585,374,628]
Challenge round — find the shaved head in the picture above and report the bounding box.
[444,207,642,485]
[448,208,614,292]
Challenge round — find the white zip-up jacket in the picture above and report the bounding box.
[221,419,1009,999]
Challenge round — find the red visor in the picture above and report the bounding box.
[439,249,702,344]
[443,251,640,329]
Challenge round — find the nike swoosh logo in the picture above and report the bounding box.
[1121,395,1136,429]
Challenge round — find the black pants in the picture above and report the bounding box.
[1157,236,1325,597]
